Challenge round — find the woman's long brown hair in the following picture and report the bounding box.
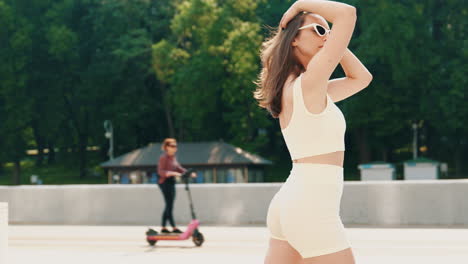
[254,12,308,118]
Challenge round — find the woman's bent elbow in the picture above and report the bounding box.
[337,6,356,24]
[363,74,373,87]
[343,6,357,18]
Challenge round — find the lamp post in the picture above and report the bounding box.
[412,122,418,159]
[104,120,114,160]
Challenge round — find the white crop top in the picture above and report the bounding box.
[281,73,346,160]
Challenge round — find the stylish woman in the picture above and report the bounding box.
[254,0,372,263]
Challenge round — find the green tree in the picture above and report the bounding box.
[0,0,33,184]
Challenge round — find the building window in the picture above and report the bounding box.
[217,169,227,183]
[203,169,214,183]
[193,170,204,184]
[248,169,264,183]
[231,168,244,183]
[215,168,245,183]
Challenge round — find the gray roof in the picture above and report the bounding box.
[100,141,272,168]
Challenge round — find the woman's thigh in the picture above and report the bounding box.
[300,247,355,264]
[278,164,352,260]
[264,238,302,264]
[264,238,355,264]
[159,183,175,202]
[169,183,176,200]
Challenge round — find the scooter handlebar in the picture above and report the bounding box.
[181,169,196,180]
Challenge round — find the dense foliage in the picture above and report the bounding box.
[0,0,466,183]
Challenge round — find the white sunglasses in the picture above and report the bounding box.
[298,23,330,36]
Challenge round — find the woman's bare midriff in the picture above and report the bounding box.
[293,151,344,167]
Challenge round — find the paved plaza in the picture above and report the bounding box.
[7,225,468,264]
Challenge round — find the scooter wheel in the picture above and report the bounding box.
[146,228,158,246]
[147,239,157,246]
[192,232,204,247]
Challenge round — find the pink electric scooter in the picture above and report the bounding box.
[145,169,205,246]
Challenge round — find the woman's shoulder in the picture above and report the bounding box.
[287,72,299,83]
[282,73,295,91]
[286,72,302,87]
[283,73,300,96]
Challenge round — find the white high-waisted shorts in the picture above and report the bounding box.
[266,163,351,258]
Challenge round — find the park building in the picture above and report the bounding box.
[100,141,272,184]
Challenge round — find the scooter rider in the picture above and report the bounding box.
[157,138,196,234]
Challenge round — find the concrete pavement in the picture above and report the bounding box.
[7,225,468,264]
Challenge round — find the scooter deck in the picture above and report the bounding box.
[146,228,185,240]
[147,234,184,241]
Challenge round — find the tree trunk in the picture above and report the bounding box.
[423,122,433,158]
[32,120,44,167]
[78,110,89,180]
[177,118,183,141]
[163,100,175,138]
[48,141,56,164]
[354,127,371,163]
[12,158,21,185]
[158,83,175,137]
[78,133,88,180]
[381,146,388,162]
[453,146,463,178]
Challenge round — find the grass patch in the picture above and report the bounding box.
[0,152,108,185]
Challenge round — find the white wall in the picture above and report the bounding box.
[0,203,8,264]
[1,180,468,226]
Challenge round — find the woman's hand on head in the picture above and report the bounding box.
[280,1,301,29]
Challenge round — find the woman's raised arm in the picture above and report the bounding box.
[280,0,356,28]
[283,0,357,91]
[327,48,373,103]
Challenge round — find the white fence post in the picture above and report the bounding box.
[0,203,8,264]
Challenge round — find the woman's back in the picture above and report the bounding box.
[279,73,346,164]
